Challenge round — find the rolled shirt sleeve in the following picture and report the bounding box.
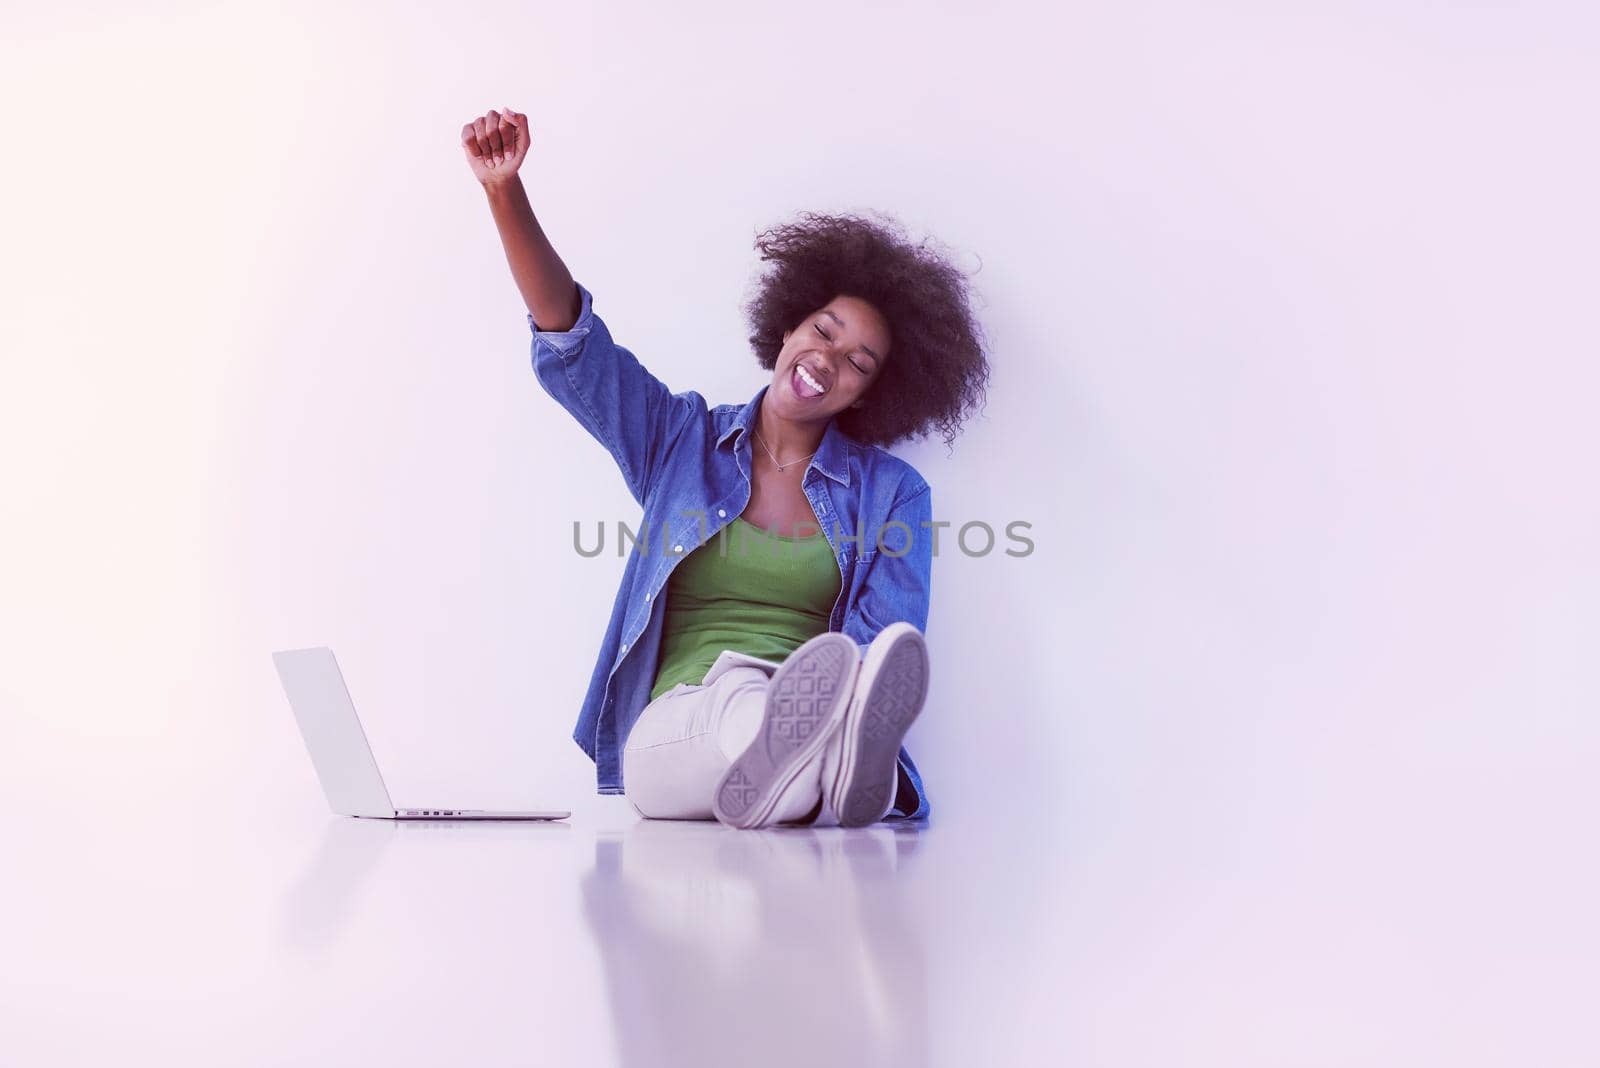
[528,281,697,507]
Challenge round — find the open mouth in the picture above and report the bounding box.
[791,362,828,399]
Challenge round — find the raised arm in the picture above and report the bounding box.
[462,107,699,507]
[463,106,581,329]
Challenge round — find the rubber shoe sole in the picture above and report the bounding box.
[828,622,930,828]
[713,632,860,830]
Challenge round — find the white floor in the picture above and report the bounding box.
[6,778,1597,1067]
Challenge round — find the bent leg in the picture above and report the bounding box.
[622,667,766,820]
[623,664,824,823]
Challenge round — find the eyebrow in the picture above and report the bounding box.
[821,309,881,362]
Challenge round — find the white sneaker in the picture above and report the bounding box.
[712,632,859,830]
[823,622,930,828]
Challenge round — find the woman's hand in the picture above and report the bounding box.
[461,107,530,186]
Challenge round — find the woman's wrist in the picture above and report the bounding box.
[481,175,526,202]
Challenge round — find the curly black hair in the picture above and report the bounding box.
[743,210,991,451]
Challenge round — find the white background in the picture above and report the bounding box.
[3,1,1597,1063]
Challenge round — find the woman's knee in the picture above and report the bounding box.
[622,735,725,821]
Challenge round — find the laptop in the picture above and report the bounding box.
[272,646,570,821]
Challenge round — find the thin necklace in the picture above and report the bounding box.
[751,427,816,472]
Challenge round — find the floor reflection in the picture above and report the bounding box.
[582,821,930,1068]
[279,816,397,950]
[280,817,570,949]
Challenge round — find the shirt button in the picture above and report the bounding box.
[620,643,628,654]
[645,592,652,602]
[673,544,683,553]
[717,509,726,518]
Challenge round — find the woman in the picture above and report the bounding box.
[464,107,990,829]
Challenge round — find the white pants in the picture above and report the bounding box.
[623,652,835,824]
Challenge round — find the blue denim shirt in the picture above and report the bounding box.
[527,281,932,820]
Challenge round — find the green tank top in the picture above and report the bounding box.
[648,517,842,701]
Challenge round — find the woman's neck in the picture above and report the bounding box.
[753,393,826,464]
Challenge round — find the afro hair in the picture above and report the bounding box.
[743,209,991,451]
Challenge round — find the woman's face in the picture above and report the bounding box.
[770,294,892,423]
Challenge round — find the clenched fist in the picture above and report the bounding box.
[461,107,530,186]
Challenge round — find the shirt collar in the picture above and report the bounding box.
[717,383,852,487]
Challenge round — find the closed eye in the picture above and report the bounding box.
[815,323,869,374]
